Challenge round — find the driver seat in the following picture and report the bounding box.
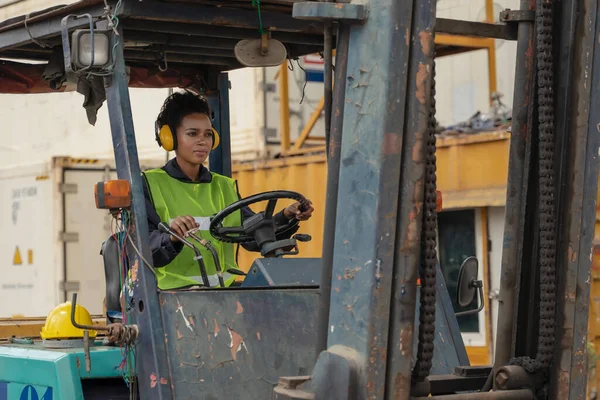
[99,234,131,323]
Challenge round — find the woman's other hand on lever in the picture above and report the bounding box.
[169,216,199,242]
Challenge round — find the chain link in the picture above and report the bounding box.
[413,57,438,381]
[534,0,557,368]
[506,0,557,384]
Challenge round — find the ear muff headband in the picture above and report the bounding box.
[211,128,220,150]
[155,123,220,152]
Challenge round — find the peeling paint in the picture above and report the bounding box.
[395,373,407,399]
[404,210,418,250]
[176,329,183,339]
[131,259,139,282]
[568,246,577,262]
[383,133,401,155]
[412,136,424,162]
[419,31,433,57]
[203,318,208,328]
[236,301,244,314]
[399,325,413,356]
[227,325,248,361]
[256,332,261,341]
[375,259,382,288]
[176,300,194,332]
[214,318,220,337]
[189,315,195,328]
[344,267,360,280]
[150,373,157,388]
[415,63,430,104]
[160,377,168,385]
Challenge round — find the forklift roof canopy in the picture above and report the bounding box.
[0,0,496,94]
[0,0,327,93]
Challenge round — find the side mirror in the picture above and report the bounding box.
[455,256,484,317]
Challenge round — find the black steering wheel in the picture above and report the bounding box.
[209,190,309,244]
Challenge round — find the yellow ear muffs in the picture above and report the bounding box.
[158,125,177,151]
[211,128,220,150]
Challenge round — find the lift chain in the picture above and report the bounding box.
[508,0,557,380]
[534,0,557,368]
[413,57,438,381]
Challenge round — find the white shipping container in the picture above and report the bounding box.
[0,156,163,318]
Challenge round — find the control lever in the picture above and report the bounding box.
[227,268,247,276]
[293,234,312,242]
[158,222,210,287]
[185,228,225,288]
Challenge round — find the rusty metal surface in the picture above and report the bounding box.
[160,289,319,399]
[493,0,535,372]
[316,23,351,354]
[299,0,436,397]
[411,389,534,400]
[0,0,325,83]
[387,0,437,396]
[549,0,600,397]
[105,26,172,399]
[411,264,470,375]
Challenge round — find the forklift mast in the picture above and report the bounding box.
[279,0,600,398]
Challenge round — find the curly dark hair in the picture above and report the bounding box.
[156,90,212,132]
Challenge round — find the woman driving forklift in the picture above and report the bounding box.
[142,90,314,290]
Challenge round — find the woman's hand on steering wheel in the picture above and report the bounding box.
[283,199,314,221]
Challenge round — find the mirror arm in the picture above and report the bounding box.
[455,280,485,317]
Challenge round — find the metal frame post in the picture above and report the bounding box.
[549,0,600,396]
[315,23,350,354]
[295,0,436,397]
[493,0,535,371]
[208,73,232,177]
[278,62,291,155]
[103,27,172,399]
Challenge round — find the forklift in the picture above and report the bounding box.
[0,0,597,398]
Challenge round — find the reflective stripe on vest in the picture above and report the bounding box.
[187,272,234,288]
[143,168,242,290]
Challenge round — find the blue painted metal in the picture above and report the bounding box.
[549,0,600,397]
[305,70,324,83]
[298,0,437,397]
[493,0,535,370]
[0,341,123,399]
[159,289,319,399]
[0,4,107,51]
[208,73,232,177]
[119,0,324,34]
[103,26,171,399]
[241,258,321,287]
[293,2,368,23]
[412,265,470,374]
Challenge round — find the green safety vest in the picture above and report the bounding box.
[143,168,242,290]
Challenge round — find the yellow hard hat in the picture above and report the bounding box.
[40,301,97,340]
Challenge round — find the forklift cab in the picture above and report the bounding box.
[0,0,495,398]
[0,0,597,398]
